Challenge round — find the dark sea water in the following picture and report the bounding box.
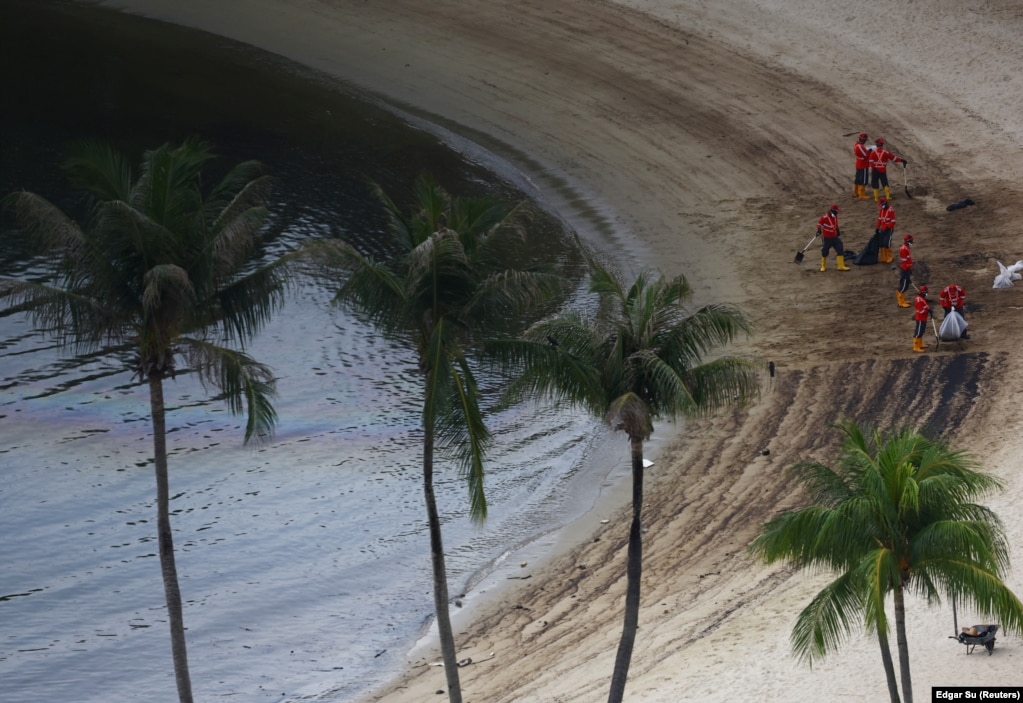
[0,2,642,702]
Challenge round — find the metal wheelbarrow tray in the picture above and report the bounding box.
[955,624,999,655]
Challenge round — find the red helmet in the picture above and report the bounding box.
[876,137,885,146]
[829,204,840,213]
[879,197,888,204]
[858,132,868,140]
[904,234,914,243]
[919,285,928,294]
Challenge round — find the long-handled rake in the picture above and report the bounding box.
[903,163,913,199]
[794,234,818,263]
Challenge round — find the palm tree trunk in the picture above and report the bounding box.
[894,585,913,703]
[607,436,645,703]
[423,418,463,703]
[148,374,194,703]
[876,625,901,703]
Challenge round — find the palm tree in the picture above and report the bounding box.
[305,173,563,703]
[750,419,1023,703]
[493,259,760,703]
[2,138,288,703]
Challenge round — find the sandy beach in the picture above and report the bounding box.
[93,0,1023,700]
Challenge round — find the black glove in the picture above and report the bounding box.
[875,228,881,236]
[902,158,909,165]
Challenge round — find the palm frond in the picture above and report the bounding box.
[2,191,88,255]
[0,277,118,351]
[664,356,762,417]
[464,268,567,326]
[786,460,855,506]
[179,337,278,443]
[432,342,491,521]
[209,259,290,343]
[61,140,134,202]
[208,159,269,214]
[791,571,866,664]
[135,140,208,232]
[487,314,605,413]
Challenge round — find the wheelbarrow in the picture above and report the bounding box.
[952,624,999,655]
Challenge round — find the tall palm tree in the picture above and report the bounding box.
[493,260,760,703]
[750,419,1023,703]
[306,173,563,703]
[2,138,288,703]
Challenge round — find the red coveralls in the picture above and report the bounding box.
[898,242,913,285]
[853,138,872,196]
[876,201,896,259]
[913,292,930,350]
[940,284,966,315]
[869,144,906,197]
[816,209,848,270]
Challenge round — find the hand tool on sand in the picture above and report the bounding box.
[794,233,818,263]
[903,162,913,199]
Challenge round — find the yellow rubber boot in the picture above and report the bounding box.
[819,256,827,272]
[836,255,851,271]
[858,185,870,200]
[896,290,910,308]
[873,188,880,202]
[884,186,892,201]
[879,247,888,263]
[920,336,929,349]
[913,337,925,352]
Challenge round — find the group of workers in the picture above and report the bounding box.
[808,132,969,352]
[852,132,907,202]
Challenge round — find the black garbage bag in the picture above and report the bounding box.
[853,230,883,265]
[947,198,975,211]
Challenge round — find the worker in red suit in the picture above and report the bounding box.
[817,204,850,272]
[869,137,908,202]
[940,283,970,339]
[913,285,931,352]
[876,197,897,263]
[896,233,914,308]
[852,132,872,200]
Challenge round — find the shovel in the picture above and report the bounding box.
[794,234,818,263]
[903,163,913,199]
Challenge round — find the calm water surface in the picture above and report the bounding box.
[0,2,640,702]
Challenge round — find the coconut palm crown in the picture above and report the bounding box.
[493,258,761,703]
[2,137,289,703]
[305,173,565,703]
[750,419,1023,703]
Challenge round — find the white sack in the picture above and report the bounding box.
[939,310,969,341]
[994,260,1015,288]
